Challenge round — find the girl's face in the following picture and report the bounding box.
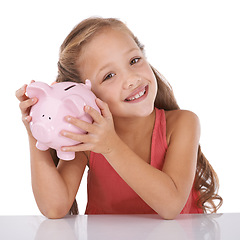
[77,28,157,119]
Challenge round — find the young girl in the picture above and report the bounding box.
[16,17,222,219]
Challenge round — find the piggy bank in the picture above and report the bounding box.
[26,80,100,160]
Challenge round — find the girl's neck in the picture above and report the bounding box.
[113,109,156,143]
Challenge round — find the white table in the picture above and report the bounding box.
[0,213,239,239]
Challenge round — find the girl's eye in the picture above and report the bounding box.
[130,57,141,65]
[103,73,115,81]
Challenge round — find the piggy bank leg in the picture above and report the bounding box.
[57,150,75,161]
[36,142,49,151]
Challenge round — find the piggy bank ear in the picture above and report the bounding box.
[26,82,51,98]
[62,95,85,117]
[85,79,92,90]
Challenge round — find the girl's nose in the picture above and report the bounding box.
[123,73,141,89]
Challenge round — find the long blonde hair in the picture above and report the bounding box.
[54,17,222,214]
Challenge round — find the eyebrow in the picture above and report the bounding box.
[98,47,140,74]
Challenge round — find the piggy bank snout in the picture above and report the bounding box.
[31,122,52,143]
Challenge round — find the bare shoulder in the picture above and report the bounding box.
[165,109,199,125]
[164,110,200,145]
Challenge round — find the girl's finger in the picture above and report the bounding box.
[84,105,103,124]
[95,98,113,120]
[19,97,38,115]
[65,116,95,133]
[15,84,28,102]
[16,81,35,101]
[22,115,32,124]
[61,142,93,152]
[61,129,90,143]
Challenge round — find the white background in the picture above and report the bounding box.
[1,0,239,215]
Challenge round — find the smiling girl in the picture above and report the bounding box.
[16,17,222,219]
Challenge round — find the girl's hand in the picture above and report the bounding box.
[61,98,119,155]
[15,81,38,134]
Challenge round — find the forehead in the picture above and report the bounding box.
[87,27,135,49]
[77,28,138,71]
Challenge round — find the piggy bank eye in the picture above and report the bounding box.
[42,114,45,117]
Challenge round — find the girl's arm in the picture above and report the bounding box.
[104,111,200,219]
[29,137,88,218]
[62,100,200,219]
[16,84,88,219]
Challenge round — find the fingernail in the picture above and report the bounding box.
[85,105,90,111]
[61,131,67,136]
[32,98,37,103]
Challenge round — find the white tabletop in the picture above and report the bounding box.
[0,213,240,239]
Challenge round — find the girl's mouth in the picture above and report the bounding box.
[124,85,148,103]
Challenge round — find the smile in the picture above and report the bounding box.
[125,85,148,102]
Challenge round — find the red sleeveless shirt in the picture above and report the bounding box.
[85,108,203,214]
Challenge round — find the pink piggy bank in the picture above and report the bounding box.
[26,80,100,160]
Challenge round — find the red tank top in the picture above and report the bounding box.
[85,108,203,214]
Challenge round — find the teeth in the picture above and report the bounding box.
[126,89,146,101]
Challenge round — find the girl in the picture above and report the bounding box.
[16,17,222,219]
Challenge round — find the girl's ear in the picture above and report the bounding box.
[26,82,51,99]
